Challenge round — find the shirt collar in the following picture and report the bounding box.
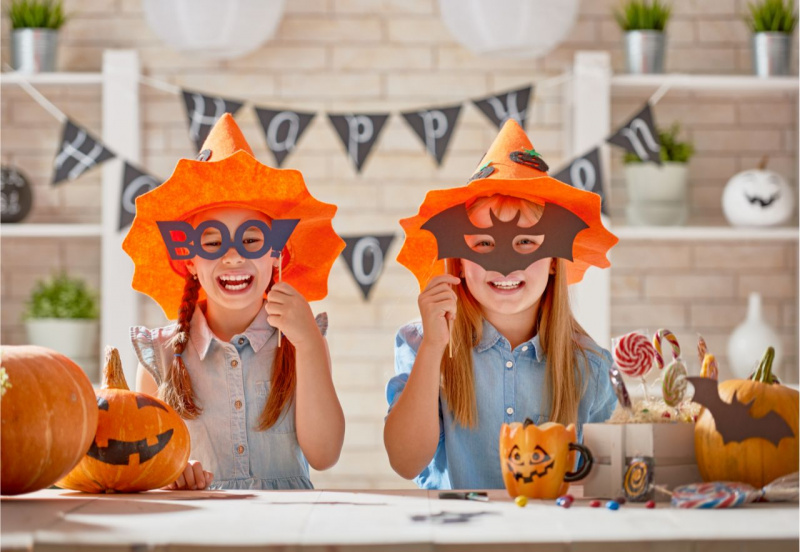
[476,318,544,362]
[190,301,274,360]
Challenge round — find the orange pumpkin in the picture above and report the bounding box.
[1,345,98,495]
[57,347,190,493]
[694,348,798,489]
[499,419,593,499]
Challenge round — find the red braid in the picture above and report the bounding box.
[162,275,202,418]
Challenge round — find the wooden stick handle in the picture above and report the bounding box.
[445,259,453,359]
[277,253,283,347]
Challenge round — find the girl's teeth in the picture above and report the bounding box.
[492,281,520,289]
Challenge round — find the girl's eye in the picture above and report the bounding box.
[465,235,494,253]
[513,235,541,254]
[201,240,222,252]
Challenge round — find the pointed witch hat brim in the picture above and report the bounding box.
[397,119,618,290]
[122,114,344,320]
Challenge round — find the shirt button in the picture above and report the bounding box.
[506,407,514,415]
[522,346,529,352]
[238,338,245,345]
[505,361,513,369]
[235,400,242,409]
[237,445,245,454]
[231,360,239,368]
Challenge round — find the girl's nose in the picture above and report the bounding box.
[221,246,244,264]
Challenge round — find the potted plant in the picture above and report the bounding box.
[623,123,694,226]
[24,272,99,381]
[745,0,797,76]
[7,0,67,73]
[614,0,672,74]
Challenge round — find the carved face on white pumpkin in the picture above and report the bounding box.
[722,169,794,227]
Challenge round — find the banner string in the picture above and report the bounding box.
[2,63,67,123]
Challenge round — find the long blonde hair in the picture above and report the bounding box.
[440,194,593,428]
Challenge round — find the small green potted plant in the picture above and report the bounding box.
[745,0,797,76]
[623,123,695,226]
[614,0,672,74]
[24,272,99,381]
[7,0,68,73]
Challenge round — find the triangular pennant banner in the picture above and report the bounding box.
[181,89,245,151]
[552,147,608,215]
[606,102,662,165]
[328,113,389,173]
[254,107,316,167]
[341,234,395,300]
[401,105,462,167]
[472,85,532,130]
[52,120,115,185]
[119,162,162,230]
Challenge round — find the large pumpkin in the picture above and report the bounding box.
[57,347,190,493]
[693,348,799,489]
[499,419,593,500]
[1,345,98,495]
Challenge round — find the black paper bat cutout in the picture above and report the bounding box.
[687,377,794,446]
[745,192,780,208]
[420,202,589,276]
[87,429,174,465]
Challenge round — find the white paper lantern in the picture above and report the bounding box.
[438,0,579,58]
[143,0,287,60]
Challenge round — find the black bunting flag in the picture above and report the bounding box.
[340,234,396,300]
[401,105,462,167]
[472,86,533,130]
[552,147,608,215]
[119,162,162,230]
[254,107,316,167]
[328,113,389,173]
[181,90,244,150]
[52,120,115,185]
[606,102,662,165]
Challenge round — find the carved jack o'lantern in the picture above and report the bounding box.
[722,157,794,228]
[499,419,593,500]
[57,348,190,493]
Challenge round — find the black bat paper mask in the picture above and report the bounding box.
[688,377,795,446]
[420,202,589,276]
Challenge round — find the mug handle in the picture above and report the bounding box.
[564,442,593,483]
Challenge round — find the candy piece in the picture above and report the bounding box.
[515,495,528,508]
[645,500,656,509]
[652,329,681,370]
[589,500,601,508]
[608,365,632,409]
[556,497,571,508]
[662,359,689,407]
[671,482,758,509]
[614,496,627,505]
[606,500,620,510]
[563,494,574,502]
[701,353,719,380]
[697,335,709,365]
[614,332,658,378]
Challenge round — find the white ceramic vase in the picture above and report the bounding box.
[727,292,783,380]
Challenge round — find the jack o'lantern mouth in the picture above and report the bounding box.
[87,429,174,466]
[508,460,555,483]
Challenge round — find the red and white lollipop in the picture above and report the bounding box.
[614,331,658,378]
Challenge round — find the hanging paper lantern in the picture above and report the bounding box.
[438,0,579,59]
[142,0,288,60]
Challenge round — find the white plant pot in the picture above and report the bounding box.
[624,162,689,226]
[25,319,99,382]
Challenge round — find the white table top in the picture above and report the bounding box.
[1,489,798,552]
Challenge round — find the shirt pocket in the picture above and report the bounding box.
[255,380,296,434]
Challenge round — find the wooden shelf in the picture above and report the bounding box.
[1,223,102,237]
[611,73,799,92]
[0,71,103,86]
[613,225,799,241]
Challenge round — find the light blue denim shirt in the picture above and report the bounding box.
[386,319,616,490]
[131,301,326,490]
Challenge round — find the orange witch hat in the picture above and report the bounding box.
[397,119,618,289]
[122,113,344,320]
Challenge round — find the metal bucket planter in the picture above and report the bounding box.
[752,32,793,76]
[11,28,58,73]
[624,30,666,74]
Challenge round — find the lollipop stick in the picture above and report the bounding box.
[444,258,453,359]
[640,376,650,402]
[278,253,282,347]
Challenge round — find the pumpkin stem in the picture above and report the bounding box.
[752,346,775,384]
[102,347,130,390]
[758,155,769,170]
[523,418,535,428]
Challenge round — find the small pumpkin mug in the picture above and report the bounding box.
[499,419,593,499]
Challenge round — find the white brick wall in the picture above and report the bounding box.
[1,0,797,490]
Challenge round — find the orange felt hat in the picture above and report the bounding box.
[397,119,618,289]
[122,113,344,319]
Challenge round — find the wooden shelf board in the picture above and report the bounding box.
[0,71,103,85]
[613,225,799,241]
[611,73,799,92]
[1,223,102,237]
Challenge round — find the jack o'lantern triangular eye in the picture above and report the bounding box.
[136,395,168,412]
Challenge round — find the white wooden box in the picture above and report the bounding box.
[580,422,701,501]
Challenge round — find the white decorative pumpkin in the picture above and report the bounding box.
[722,158,794,227]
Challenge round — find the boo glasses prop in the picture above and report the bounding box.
[157,219,300,260]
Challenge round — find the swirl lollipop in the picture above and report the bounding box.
[662,359,688,407]
[697,334,709,364]
[701,353,719,380]
[614,331,658,378]
[652,329,681,370]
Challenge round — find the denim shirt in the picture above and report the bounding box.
[386,319,616,490]
[131,302,326,491]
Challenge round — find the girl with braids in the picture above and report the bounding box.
[124,114,345,490]
[384,121,619,489]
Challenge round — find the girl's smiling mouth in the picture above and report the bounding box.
[217,274,254,292]
[489,279,524,293]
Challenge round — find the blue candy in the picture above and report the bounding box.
[606,500,620,510]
